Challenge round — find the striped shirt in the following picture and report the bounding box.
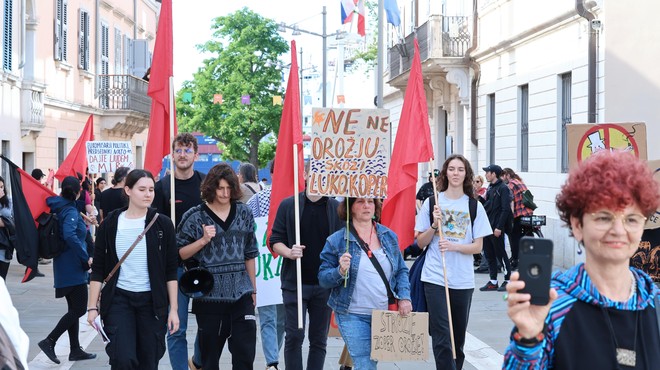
[115,212,150,292]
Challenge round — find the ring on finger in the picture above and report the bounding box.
[502,293,509,301]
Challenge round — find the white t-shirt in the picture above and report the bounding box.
[116,212,151,292]
[414,193,492,289]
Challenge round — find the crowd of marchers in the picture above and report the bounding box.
[0,135,659,370]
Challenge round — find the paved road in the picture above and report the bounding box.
[5,261,513,369]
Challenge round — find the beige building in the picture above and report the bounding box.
[0,0,159,182]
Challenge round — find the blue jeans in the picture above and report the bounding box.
[167,267,201,370]
[259,303,285,366]
[335,313,377,370]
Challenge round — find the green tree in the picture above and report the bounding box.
[176,8,288,167]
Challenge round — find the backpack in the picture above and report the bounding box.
[36,212,68,259]
[409,195,478,312]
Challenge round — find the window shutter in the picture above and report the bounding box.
[62,0,68,61]
[123,35,129,74]
[2,0,12,71]
[114,28,121,73]
[78,9,89,70]
[131,39,149,78]
[54,0,62,60]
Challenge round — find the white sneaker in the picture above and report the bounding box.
[266,366,279,370]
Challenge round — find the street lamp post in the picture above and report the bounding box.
[278,6,330,108]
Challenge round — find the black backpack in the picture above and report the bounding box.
[36,212,68,259]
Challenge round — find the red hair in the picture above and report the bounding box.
[556,151,659,226]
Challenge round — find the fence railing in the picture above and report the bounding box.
[97,75,151,114]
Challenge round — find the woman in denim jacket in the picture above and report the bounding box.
[319,197,412,369]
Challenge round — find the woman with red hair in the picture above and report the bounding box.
[503,151,660,369]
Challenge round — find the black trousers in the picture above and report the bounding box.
[424,282,473,370]
[509,217,523,260]
[196,294,256,370]
[103,288,167,370]
[484,234,511,280]
[48,283,87,350]
[0,261,9,280]
[282,285,332,370]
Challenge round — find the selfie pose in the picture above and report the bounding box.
[503,151,660,368]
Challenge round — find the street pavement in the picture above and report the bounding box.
[5,260,514,370]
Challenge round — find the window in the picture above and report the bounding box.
[57,138,67,166]
[487,93,495,163]
[560,72,572,173]
[519,84,529,172]
[2,0,12,71]
[54,0,68,62]
[78,9,90,70]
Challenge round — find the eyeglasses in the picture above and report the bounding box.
[174,148,195,155]
[589,211,647,232]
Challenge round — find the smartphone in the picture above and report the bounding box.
[518,237,553,305]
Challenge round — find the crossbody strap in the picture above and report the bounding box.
[655,294,660,335]
[103,213,159,284]
[349,222,395,303]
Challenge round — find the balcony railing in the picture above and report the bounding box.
[388,15,471,78]
[97,75,151,114]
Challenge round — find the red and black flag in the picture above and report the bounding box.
[0,155,56,282]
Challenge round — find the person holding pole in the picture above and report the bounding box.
[177,163,258,370]
[414,154,492,370]
[270,161,342,370]
[153,133,206,370]
[318,197,412,370]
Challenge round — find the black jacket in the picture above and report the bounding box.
[91,207,178,318]
[483,178,512,231]
[269,192,341,291]
[0,215,15,260]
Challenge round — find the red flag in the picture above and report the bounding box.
[267,40,304,257]
[145,0,177,176]
[55,114,94,182]
[381,38,434,250]
[0,155,57,282]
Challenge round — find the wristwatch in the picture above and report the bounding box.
[431,224,438,230]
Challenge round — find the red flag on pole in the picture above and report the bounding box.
[267,40,304,257]
[0,155,57,282]
[381,38,434,250]
[54,114,94,182]
[145,0,177,176]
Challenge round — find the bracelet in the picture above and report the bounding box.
[431,225,438,230]
[86,307,98,312]
[512,324,547,347]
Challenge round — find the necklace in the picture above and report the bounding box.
[355,223,375,257]
[601,307,639,368]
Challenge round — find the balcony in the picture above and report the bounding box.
[97,74,151,136]
[388,15,471,86]
[20,81,46,135]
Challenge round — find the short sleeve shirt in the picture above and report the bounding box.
[414,193,492,289]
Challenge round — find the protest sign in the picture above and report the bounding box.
[86,141,134,173]
[646,160,660,230]
[371,310,429,362]
[254,216,283,307]
[308,108,391,198]
[566,122,647,168]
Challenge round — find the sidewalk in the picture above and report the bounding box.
[5,261,512,369]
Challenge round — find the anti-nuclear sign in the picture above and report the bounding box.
[86,141,134,173]
[254,216,283,307]
[308,108,391,199]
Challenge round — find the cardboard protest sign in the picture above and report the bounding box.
[308,108,391,198]
[254,216,283,307]
[566,122,647,168]
[86,141,134,173]
[646,160,660,230]
[371,310,429,362]
[328,311,341,337]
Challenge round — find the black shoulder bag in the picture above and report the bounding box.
[348,222,398,311]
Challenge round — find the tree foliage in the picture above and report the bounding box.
[176,8,288,167]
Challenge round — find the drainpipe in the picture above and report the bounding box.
[18,0,26,69]
[576,0,597,123]
[465,0,479,146]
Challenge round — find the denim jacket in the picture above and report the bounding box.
[318,223,411,314]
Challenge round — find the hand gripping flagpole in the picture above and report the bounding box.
[430,163,457,359]
[293,144,303,329]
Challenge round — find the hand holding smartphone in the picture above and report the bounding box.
[518,237,553,305]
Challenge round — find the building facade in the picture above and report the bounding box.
[1,0,158,183]
[384,0,660,267]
